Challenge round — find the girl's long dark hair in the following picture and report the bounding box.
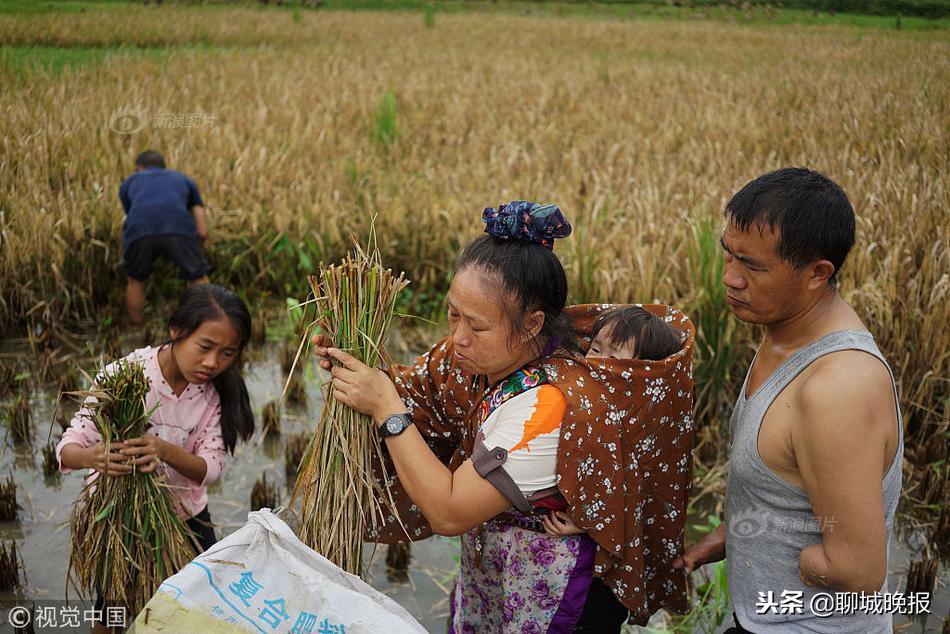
[167,284,254,453]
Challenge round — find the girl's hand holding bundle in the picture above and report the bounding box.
[121,435,211,481]
[69,441,133,475]
[67,434,199,478]
[119,435,164,472]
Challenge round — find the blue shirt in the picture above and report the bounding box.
[118,167,204,250]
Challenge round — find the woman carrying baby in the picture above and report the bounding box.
[313,201,695,632]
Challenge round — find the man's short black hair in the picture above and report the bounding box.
[135,150,166,169]
[726,168,855,286]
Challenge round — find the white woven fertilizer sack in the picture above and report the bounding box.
[133,509,425,633]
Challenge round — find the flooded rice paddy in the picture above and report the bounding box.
[0,335,945,632]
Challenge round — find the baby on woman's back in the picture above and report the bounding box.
[542,306,682,537]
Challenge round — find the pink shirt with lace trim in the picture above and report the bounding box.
[55,345,226,519]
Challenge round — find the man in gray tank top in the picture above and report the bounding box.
[673,168,903,633]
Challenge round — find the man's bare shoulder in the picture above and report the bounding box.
[794,349,895,435]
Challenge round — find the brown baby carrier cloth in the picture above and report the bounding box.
[544,303,695,624]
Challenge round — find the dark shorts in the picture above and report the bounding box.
[124,233,210,281]
[95,506,217,627]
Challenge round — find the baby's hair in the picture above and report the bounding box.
[590,307,682,361]
[167,284,254,453]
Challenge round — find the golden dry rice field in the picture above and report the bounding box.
[0,2,947,603]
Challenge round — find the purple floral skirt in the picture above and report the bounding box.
[449,520,596,634]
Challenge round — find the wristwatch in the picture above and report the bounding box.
[379,413,413,439]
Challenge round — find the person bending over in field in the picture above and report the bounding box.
[120,150,211,324]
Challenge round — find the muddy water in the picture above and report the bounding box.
[0,340,945,632]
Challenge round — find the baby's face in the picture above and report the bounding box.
[586,326,638,360]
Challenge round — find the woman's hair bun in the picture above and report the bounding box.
[482,200,572,250]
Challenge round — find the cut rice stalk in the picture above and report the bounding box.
[0,541,25,590]
[285,370,307,405]
[42,442,59,479]
[0,475,20,521]
[262,400,281,436]
[251,472,281,511]
[4,392,31,445]
[385,542,411,583]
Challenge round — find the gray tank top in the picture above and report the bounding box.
[725,330,903,633]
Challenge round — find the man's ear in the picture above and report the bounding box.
[806,259,836,290]
[524,309,546,342]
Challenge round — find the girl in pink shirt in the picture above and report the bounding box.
[58,284,255,554]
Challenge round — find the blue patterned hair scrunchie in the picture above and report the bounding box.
[482,200,572,250]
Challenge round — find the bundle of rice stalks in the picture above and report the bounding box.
[291,230,409,576]
[284,432,309,478]
[4,392,31,445]
[67,359,197,619]
[262,400,281,436]
[42,442,59,479]
[250,472,280,511]
[916,457,948,508]
[262,433,282,461]
[0,475,20,521]
[0,541,24,591]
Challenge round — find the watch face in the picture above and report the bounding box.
[386,418,402,434]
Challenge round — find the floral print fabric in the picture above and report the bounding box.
[450,522,594,634]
